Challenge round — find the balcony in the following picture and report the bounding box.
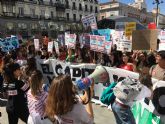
[2,12,16,17]
[31,15,38,19]
[57,17,66,21]
[0,0,16,5]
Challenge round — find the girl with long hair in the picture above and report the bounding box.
[27,70,52,124]
[46,75,94,124]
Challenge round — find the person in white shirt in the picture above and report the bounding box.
[27,70,52,124]
[46,74,94,124]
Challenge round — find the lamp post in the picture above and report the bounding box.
[152,0,163,27]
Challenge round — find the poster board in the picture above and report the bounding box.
[132,30,158,50]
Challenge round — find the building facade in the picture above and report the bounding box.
[99,1,153,26]
[0,0,99,39]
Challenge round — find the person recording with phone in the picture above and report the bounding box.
[46,74,94,124]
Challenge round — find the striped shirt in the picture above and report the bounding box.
[27,89,48,118]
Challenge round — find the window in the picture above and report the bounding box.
[85,5,88,11]
[18,7,24,16]
[90,6,93,12]
[73,14,76,21]
[66,13,69,20]
[30,8,35,16]
[79,3,82,10]
[95,7,98,13]
[51,11,53,18]
[80,14,82,21]
[72,2,76,9]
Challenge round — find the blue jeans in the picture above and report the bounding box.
[111,101,136,124]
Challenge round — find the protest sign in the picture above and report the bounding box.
[0,36,19,52]
[112,31,124,45]
[65,34,77,49]
[48,41,53,53]
[97,36,105,53]
[117,39,132,52]
[34,39,40,51]
[81,13,97,29]
[82,33,90,47]
[90,35,98,51]
[158,30,165,50]
[125,22,136,37]
[132,29,158,50]
[104,41,112,54]
[54,41,59,54]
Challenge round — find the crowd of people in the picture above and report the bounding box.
[0,39,165,124]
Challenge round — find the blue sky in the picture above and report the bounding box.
[99,0,165,15]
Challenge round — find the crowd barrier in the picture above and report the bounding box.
[36,59,165,124]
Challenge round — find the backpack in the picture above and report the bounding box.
[101,82,117,105]
[113,77,142,104]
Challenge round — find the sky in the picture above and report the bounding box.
[99,0,165,15]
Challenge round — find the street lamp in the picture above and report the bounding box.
[152,0,163,27]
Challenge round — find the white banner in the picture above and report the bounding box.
[36,59,165,123]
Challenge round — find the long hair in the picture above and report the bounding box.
[46,75,78,118]
[2,62,20,83]
[25,57,37,77]
[29,70,43,96]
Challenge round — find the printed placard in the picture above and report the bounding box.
[34,39,40,51]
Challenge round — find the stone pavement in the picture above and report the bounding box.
[0,103,116,124]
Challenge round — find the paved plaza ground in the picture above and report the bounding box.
[0,101,116,124]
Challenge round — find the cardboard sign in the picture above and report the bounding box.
[132,30,158,50]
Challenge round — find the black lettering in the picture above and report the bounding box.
[81,68,95,78]
[40,64,53,74]
[55,64,63,75]
[72,68,81,81]
[64,66,70,75]
[47,76,55,85]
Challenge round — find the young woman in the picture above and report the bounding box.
[46,75,94,124]
[119,52,135,72]
[2,62,29,124]
[27,70,52,124]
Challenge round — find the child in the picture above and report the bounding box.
[27,70,52,124]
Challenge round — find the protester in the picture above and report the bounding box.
[27,70,52,124]
[119,52,135,71]
[150,50,165,80]
[2,62,29,124]
[112,74,152,124]
[46,74,94,124]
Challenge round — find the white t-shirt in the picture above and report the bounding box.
[55,102,94,124]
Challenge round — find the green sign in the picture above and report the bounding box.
[132,102,164,124]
